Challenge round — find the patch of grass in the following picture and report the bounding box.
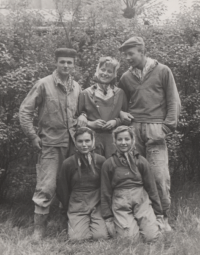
[1,182,200,255]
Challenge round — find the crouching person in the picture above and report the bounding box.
[101,126,164,242]
[57,127,108,241]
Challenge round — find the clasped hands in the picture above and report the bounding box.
[77,111,134,130]
[88,119,117,130]
[77,115,116,130]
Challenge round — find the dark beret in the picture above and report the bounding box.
[119,36,145,51]
[55,48,77,58]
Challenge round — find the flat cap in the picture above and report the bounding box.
[119,36,145,51]
[55,48,77,58]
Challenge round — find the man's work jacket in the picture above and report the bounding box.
[19,71,81,147]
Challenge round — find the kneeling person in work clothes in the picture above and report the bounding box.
[57,127,108,241]
[101,126,164,242]
[19,48,86,240]
[118,37,181,231]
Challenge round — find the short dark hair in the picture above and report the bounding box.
[74,127,94,141]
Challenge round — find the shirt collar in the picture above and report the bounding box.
[53,70,74,92]
[96,84,111,92]
[129,57,157,80]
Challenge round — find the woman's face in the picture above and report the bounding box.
[75,132,93,154]
[97,63,115,84]
[115,131,133,153]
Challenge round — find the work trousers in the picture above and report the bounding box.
[67,190,108,241]
[112,187,159,242]
[131,122,171,216]
[94,131,116,159]
[33,146,69,214]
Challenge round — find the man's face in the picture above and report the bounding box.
[123,47,144,68]
[56,57,74,76]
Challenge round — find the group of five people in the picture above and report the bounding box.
[19,36,181,242]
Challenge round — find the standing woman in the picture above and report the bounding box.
[101,126,164,242]
[78,57,127,158]
[56,127,108,241]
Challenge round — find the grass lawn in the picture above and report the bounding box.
[1,182,200,255]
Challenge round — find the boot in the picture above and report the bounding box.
[59,206,68,232]
[164,217,172,232]
[32,213,48,241]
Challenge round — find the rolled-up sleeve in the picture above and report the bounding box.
[19,81,43,140]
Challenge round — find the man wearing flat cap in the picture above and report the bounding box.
[118,36,181,232]
[19,48,86,240]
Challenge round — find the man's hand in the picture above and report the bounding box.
[32,136,42,151]
[77,115,87,127]
[102,120,117,130]
[120,111,134,125]
[88,119,106,129]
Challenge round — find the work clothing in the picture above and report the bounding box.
[132,122,170,216]
[34,146,69,214]
[101,152,162,242]
[78,85,127,158]
[19,71,81,214]
[19,71,81,146]
[118,59,181,217]
[118,60,181,131]
[57,152,108,241]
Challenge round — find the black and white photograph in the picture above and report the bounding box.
[0,0,199,254]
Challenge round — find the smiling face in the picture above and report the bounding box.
[75,132,93,154]
[56,57,74,77]
[124,46,145,69]
[115,131,133,153]
[97,62,115,84]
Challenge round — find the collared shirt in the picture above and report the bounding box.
[53,70,74,93]
[19,70,81,147]
[95,84,115,100]
[129,57,157,81]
